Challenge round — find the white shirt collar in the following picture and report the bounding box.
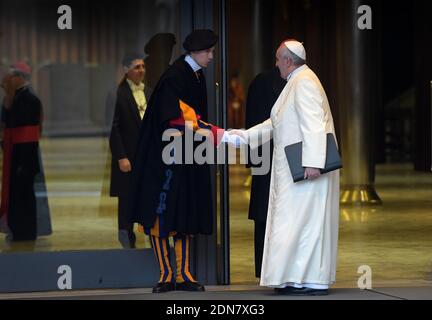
[126,78,144,91]
[286,64,308,81]
[185,55,202,72]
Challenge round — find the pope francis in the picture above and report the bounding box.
[231,40,340,296]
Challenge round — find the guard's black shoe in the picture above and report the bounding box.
[176,281,205,292]
[275,286,329,296]
[152,282,175,293]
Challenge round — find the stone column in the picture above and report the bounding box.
[251,0,265,77]
[336,0,382,205]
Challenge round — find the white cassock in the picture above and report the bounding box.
[246,65,340,289]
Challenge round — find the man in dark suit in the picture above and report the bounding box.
[245,67,286,278]
[109,53,152,249]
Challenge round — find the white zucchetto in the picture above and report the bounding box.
[284,40,306,60]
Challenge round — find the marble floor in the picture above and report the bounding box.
[2,286,432,300]
[1,137,432,289]
[229,162,432,288]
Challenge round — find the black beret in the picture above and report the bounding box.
[183,29,218,52]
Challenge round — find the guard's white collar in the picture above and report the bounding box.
[185,55,202,72]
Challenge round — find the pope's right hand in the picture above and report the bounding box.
[221,131,247,148]
[119,158,132,173]
[228,129,248,141]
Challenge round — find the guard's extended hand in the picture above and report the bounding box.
[221,131,247,148]
[228,129,248,141]
[304,167,321,180]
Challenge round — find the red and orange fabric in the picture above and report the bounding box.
[169,100,225,146]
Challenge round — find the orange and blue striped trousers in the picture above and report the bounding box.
[149,217,196,284]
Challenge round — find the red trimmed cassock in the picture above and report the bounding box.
[1,86,42,241]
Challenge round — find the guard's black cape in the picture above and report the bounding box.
[130,55,213,235]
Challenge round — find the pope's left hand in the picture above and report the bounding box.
[304,167,321,180]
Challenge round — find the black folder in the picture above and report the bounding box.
[284,133,342,183]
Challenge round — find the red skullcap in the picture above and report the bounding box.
[10,61,32,75]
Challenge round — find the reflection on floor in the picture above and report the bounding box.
[0,137,148,253]
[1,138,432,289]
[230,162,432,288]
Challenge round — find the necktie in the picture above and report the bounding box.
[138,105,146,119]
[131,82,145,92]
[129,82,146,119]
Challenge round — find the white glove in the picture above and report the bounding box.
[221,131,247,148]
